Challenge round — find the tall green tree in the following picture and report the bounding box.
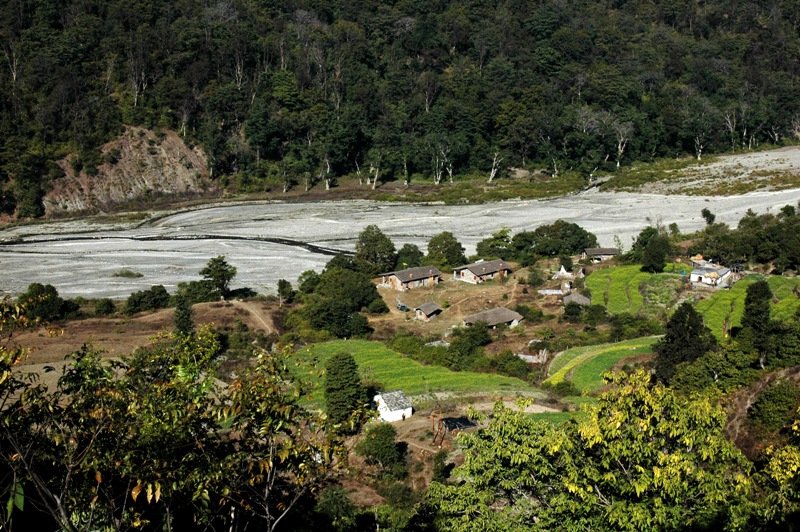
[395,243,424,269]
[653,302,717,384]
[324,352,365,431]
[426,232,466,268]
[200,255,237,299]
[355,225,397,274]
[173,295,194,336]
[641,233,671,273]
[740,279,773,366]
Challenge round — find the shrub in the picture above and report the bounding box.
[176,280,218,304]
[515,304,544,323]
[748,380,800,432]
[432,450,452,483]
[94,298,116,316]
[527,269,545,287]
[112,268,143,278]
[389,332,424,355]
[546,380,579,397]
[493,350,530,379]
[18,283,78,322]
[377,481,416,507]
[125,285,170,315]
[367,298,390,314]
[357,423,407,479]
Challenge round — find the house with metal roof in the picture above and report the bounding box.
[690,265,733,288]
[374,391,413,422]
[582,247,621,262]
[415,302,442,321]
[563,292,591,306]
[453,259,512,284]
[463,307,524,328]
[378,266,441,291]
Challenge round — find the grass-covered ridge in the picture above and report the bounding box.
[695,275,800,339]
[294,340,537,404]
[545,336,658,394]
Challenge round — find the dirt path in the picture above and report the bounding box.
[230,299,275,334]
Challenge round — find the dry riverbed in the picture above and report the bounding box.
[1,188,799,299]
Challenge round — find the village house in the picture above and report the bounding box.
[414,302,442,321]
[374,391,413,422]
[563,292,591,306]
[463,307,524,328]
[582,247,621,262]
[690,265,733,288]
[688,254,735,288]
[378,266,441,291]
[453,259,512,284]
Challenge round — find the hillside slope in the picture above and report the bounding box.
[43,126,214,215]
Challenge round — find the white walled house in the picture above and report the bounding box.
[690,265,733,288]
[374,391,413,422]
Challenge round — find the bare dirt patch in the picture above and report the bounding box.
[636,146,800,194]
[12,300,279,371]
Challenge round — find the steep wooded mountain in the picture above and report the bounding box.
[1,0,799,216]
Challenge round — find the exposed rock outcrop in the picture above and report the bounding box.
[44,126,215,215]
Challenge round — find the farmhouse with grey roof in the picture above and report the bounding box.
[563,292,591,306]
[379,266,441,291]
[415,302,442,321]
[463,307,524,328]
[453,259,512,284]
[582,247,621,262]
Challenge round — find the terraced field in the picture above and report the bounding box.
[545,336,658,394]
[294,340,538,403]
[586,264,690,315]
[695,275,800,339]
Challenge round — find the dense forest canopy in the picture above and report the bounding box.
[1,0,800,215]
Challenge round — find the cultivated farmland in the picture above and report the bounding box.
[586,264,690,315]
[695,275,800,339]
[545,336,658,394]
[294,340,540,403]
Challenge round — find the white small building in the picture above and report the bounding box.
[690,265,732,288]
[374,391,413,422]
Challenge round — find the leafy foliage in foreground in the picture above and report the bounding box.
[0,327,335,531]
[424,371,755,531]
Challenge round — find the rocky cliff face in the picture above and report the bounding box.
[44,126,215,215]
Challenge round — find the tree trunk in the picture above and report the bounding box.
[488,152,503,183]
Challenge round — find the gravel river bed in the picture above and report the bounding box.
[2,188,799,298]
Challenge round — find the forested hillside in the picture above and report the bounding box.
[1,0,799,216]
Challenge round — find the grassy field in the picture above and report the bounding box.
[695,275,800,339]
[545,336,658,394]
[294,340,536,404]
[586,264,690,315]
